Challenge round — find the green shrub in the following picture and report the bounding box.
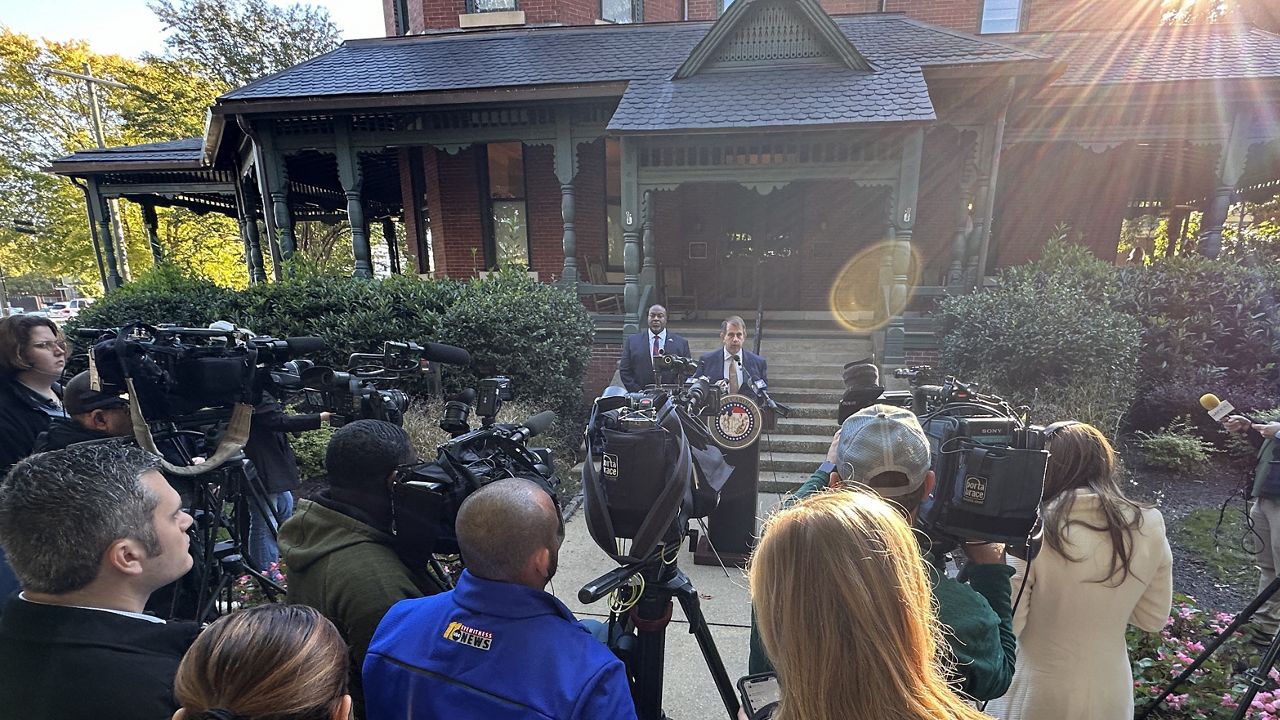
[290,424,334,482]
[69,262,237,337]
[937,242,1141,433]
[1134,417,1217,472]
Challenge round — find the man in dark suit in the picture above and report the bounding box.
[619,304,692,391]
[696,315,768,400]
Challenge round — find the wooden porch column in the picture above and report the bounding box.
[553,115,580,285]
[234,173,268,283]
[949,131,978,287]
[139,202,164,264]
[336,119,374,279]
[620,137,641,334]
[85,178,123,290]
[641,189,655,292]
[883,127,925,366]
[250,126,292,278]
[1200,110,1251,259]
[382,218,402,275]
[970,82,1012,286]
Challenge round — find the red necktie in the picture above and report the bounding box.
[652,335,660,357]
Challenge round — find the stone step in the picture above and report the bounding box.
[758,450,826,474]
[775,417,841,435]
[769,387,841,404]
[765,374,846,389]
[761,433,835,454]
[781,402,839,420]
[756,471,815,495]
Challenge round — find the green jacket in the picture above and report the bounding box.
[747,469,1017,701]
[279,498,441,717]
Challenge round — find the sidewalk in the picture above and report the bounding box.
[551,492,788,720]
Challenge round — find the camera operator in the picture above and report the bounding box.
[363,478,638,720]
[33,371,133,451]
[747,405,1017,702]
[0,443,200,720]
[278,419,443,719]
[210,321,332,571]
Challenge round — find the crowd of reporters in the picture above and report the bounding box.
[0,312,1176,720]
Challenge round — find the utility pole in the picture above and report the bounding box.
[45,64,132,283]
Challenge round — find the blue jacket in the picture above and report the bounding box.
[619,330,692,392]
[364,571,638,720]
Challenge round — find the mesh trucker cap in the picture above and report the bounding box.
[836,404,932,497]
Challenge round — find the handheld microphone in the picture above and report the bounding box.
[1199,393,1239,423]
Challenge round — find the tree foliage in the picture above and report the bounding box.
[147,0,341,88]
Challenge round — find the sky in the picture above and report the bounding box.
[0,0,387,57]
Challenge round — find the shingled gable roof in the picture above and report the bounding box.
[48,138,206,174]
[672,0,872,79]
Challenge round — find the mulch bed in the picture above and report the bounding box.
[1124,447,1255,613]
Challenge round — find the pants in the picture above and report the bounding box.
[247,491,294,572]
[1250,497,1280,634]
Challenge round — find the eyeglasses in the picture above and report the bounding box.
[29,340,67,352]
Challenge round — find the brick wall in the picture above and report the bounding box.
[686,0,717,21]
[645,0,683,22]
[572,139,609,276]
[584,344,622,399]
[428,146,487,277]
[1025,0,1163,30]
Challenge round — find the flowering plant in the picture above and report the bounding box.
[230,561,288,608]
[1130,594,1277,718]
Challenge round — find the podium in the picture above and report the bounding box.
[693,398,775,567]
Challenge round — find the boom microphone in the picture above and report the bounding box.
[420,342,471,367]
[283,337,327,355]
[1199,393,1238,423]
[509,410,556,445]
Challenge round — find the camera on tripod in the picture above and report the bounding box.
[890,365,1050,545]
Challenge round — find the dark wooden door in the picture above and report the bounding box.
[717,184,803,309]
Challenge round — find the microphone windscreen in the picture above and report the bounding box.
[450,388,477,404]
[285,337,328,355]
[521,410,557,437]
[421,342,471,366]
[1199,393,1221,411]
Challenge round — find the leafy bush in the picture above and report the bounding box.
[938,242,1141,435]
[1135,418,1217,473]
[69,262,237,337]
[290,424,334,482]
[1224,408,1280,466]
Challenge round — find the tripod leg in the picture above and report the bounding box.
[1234,623,1280,720]
[673,582,741,719]
[631,595,673,720]
[1138,576,1280,719]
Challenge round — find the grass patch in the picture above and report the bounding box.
[1172,505,1257,590]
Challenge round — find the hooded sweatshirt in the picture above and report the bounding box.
[278,497,441,717]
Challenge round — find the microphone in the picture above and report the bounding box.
[509,410,556,445]
[284,336,327,355]
[1200,393,1239,423]
[420,342,471,367]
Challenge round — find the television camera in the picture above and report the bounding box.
[73,322,473,620]
[886,365,1051,547]
[578,357,740,720]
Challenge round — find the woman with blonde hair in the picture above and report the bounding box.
[173,604,351,720]
[750,489,989,720]
[988,423,1172,720]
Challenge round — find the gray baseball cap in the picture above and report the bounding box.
[836,404,932,497]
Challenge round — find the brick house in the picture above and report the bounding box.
[51,0,1280,387]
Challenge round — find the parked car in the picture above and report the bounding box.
[2,307,24,317]
[46,298,95,320]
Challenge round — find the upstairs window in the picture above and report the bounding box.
[469,0,518,12]
[980,0,1023,33]
[602,0,641,23]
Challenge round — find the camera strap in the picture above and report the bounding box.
[123,377,254,476]
[584,396,694,564]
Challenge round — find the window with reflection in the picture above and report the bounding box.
[980,0,1023,33]
[601,0,639,23]
[485,142,529,268]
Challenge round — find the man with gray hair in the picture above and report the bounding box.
[747,404,1017,701]
[364,478,638,720]
[0,443,199,719]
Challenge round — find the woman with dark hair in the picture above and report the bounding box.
[988,423,1172,720]
[173,604,351,720]
[0,314,68,474]
[750,490,990,720]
